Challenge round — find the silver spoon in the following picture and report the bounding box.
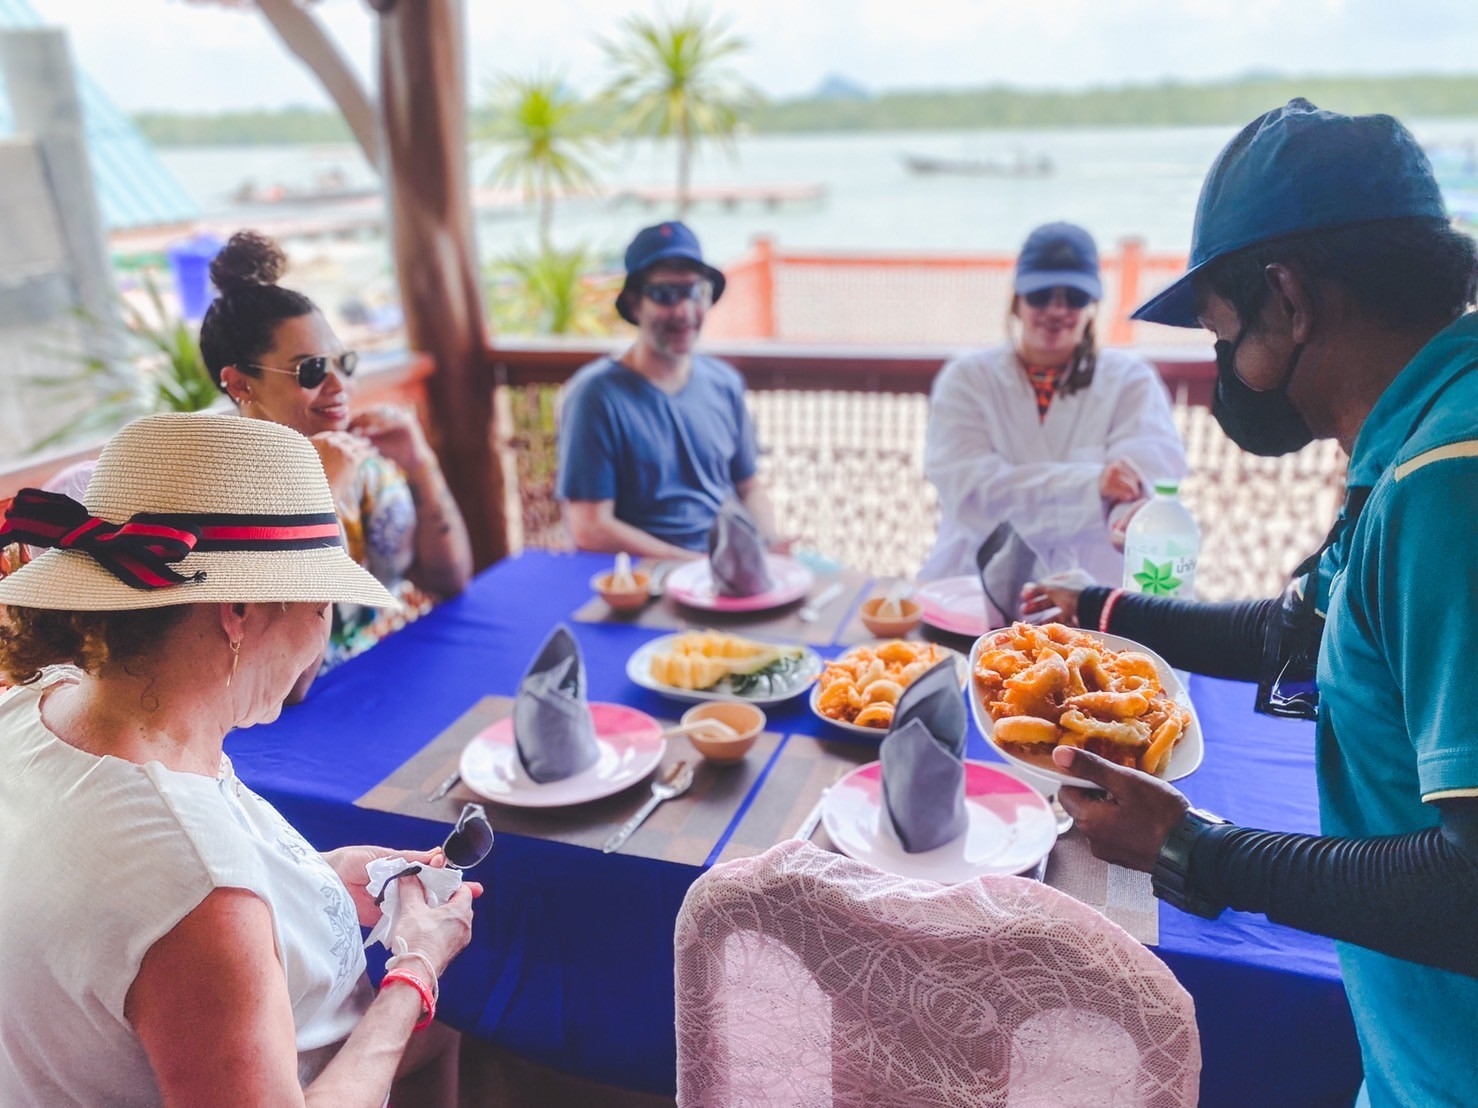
[602,761,695,853]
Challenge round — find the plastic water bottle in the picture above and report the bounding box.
[1122,481,1199,598]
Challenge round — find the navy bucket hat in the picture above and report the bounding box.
[617,221,726,324]
[1014,222,1103,301]
[1133,98,1449,328]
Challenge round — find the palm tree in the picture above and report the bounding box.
[482,74,600,250]
[602,8,760,218]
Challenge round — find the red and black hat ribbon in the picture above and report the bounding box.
[0,488,342,591]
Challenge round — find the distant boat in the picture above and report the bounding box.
[902,153,1053,178]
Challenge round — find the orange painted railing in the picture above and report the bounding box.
[705,236,1198,349]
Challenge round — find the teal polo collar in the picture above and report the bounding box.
[1346,313,1478,488]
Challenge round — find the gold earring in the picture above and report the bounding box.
[227,639,241,688]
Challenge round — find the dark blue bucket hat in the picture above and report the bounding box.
[617,221,726,324]
[1134,98,1449,328]
[1015,222,1103,301]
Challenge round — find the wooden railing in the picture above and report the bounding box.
[704,237,1203,350]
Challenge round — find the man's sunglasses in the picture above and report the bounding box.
[1022,287,1092,310]
[374,803,495,905]
[641,280,712,307]
[242,351,359,389]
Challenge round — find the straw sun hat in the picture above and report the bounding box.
[0,412,395,612]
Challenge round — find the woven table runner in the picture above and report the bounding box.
[355,696,782,866]
[717,733,1159,944]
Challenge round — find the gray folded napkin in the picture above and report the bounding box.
[513,625,599,784]
[976,522,1048,625]
[708,499,774,598]
[879,659,969,853]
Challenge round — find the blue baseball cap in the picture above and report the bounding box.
[1134,98,1449,328]
[617,221,726,324]
[1015,222,1103,301]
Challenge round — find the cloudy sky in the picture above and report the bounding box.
[31,0,1478,114]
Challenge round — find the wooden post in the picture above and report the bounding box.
[752,234,777,339]
[1109,236,1144,346]
[375,0,514,567]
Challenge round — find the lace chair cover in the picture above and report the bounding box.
[675,840,1199,1107]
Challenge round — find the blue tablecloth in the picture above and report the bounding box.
[226,551,1363,1106]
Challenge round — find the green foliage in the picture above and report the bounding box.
[135,74,1478,146]
[479,74,602,248]
[27,273,220,452]
[135,105,352,146]
[486,246,620,337]
[750,73,1478,132]
[600,7,761,214]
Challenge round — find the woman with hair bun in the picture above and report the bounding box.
[201,231,472,693]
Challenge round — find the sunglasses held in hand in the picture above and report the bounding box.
[1022,286,1092,310]
[243,351,359,389]
[374,803,494,905]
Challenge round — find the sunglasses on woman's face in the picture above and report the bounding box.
[243,350,359,389]
[641,279,712,307]
[1023,287,1092,310]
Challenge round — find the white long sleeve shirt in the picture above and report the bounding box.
[920,344,1187,586]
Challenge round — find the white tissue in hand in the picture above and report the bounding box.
[362,857,465,950]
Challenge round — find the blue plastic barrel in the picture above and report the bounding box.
[166,234,224,322]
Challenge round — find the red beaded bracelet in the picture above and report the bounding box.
[381,969,435,1031]
[1098,588,1124,633]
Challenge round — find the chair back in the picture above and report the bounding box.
[675,839,1199,1107]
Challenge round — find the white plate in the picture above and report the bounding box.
[627,633,823,707]
[915,575,1003,638]
[821,760,1058,884]
[458,703,666,808]
[809,644,970,736]
[664,556,815,613]
[968,628,1204,789]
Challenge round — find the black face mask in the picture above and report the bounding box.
[1211,332,1315,457]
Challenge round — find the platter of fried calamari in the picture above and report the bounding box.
[810,640,969,736]
[969,622,1203,788]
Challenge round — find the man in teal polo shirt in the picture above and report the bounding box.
[1054,100,1478,1106]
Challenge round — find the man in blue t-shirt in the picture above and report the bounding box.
[557,222,781,558]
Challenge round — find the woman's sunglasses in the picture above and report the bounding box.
[374,803,495,905]
[242,351,359,389]
[1022,287,1092,310]
[641,280,712,307]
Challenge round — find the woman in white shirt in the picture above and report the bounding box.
[0,413,480,1107]
[920,223,1187,585]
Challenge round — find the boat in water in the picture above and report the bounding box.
[902,152,1053,178]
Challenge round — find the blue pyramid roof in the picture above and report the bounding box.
[0,0,199,232]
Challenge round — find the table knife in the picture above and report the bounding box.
[427,769,462,802]
[789,789,830,841]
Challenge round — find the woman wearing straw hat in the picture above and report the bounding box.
[0,413,480,1105]
[202,230,472,689]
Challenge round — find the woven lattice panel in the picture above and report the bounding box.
[508,385,1345,602]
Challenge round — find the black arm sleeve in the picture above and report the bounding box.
[1187,798,1478,977]
[1077,586,1276,680]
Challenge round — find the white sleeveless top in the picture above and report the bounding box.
[0,677,372,1106]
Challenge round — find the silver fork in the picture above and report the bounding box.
[602,761,695,853]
